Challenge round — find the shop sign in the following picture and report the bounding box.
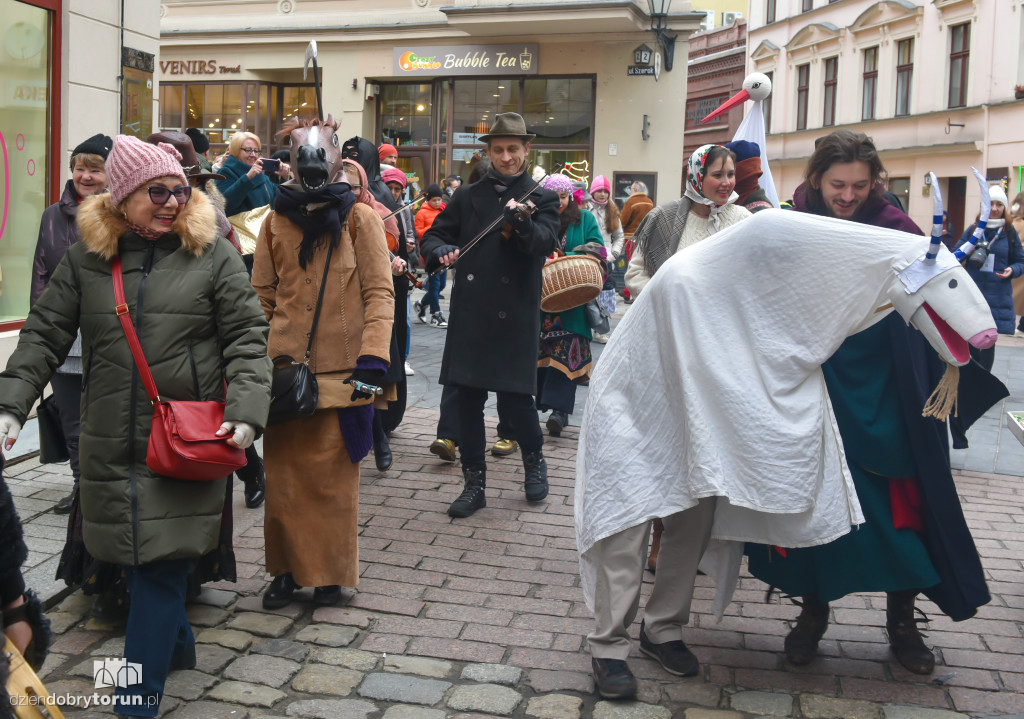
[685,95,729,129]
[395,44,538,76]
[4,81,47,108]
[159,59,242,76]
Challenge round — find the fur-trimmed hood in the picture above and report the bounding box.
[76,188,218,260]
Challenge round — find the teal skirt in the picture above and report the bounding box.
[746,463,939,602]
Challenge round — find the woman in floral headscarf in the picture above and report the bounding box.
[536,174,606,437]
[622,144,752,575]
[625,144,750,297]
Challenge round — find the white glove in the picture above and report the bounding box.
[217,420,256,450]
[0,411,22,451]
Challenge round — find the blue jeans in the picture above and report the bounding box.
[423,270,446,314]
[113,558,193,717]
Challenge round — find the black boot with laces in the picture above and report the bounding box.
[522,450,549,501]
[448,466,486,518]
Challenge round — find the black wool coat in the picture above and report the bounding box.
[889,318,1003,621]
[420,171,559,395]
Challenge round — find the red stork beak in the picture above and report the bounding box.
[701,89,751,124]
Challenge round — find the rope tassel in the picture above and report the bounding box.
[921,362,960,421]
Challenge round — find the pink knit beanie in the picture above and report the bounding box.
[106,134,187,206]
[590,175,611,194]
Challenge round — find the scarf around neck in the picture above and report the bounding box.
[486,164,527,194]
[274,182,356,269]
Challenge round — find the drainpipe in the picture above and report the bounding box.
[117,0,125,131]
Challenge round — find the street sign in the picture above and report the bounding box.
[633,43,653,65]
[627,66,655,77]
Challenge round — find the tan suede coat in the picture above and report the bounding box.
[253,201,394,587]
[252,202,394,407]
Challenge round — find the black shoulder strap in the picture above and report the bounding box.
[305,241,335,362]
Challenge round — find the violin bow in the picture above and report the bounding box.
[381,192,428,222]
[430,163,564,275]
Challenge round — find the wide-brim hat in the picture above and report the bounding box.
[146,131,225,182]
[478,112,536,143]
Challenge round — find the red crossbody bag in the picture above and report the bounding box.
[112,256,246,481]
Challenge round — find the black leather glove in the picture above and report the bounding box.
[427,244,460,273]
[503,203,533,237]
[348,367,386,401]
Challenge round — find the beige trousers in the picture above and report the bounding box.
[587,497,717,659]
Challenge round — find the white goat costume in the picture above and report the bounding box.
[576,209,994,615]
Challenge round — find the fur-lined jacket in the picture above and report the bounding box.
[0,189,271,567]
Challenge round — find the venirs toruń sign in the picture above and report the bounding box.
[394,45,539,76]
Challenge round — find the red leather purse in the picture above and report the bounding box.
[112,256,246,481]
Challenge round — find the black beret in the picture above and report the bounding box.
[71,134,113,160]
[185,127,210,154]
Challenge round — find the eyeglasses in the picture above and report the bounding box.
[240,147,262,156]
[147,186,192,205]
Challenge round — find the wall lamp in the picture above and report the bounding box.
[647,0,677,72]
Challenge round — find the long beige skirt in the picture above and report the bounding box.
[263,409,360,588]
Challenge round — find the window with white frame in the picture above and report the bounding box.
[862,47,878,121]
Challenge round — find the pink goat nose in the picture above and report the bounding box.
[969,329,997,349]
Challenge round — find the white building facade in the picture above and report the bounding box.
[747,0,1024,233]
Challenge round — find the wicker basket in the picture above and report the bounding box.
[541,254,603,313]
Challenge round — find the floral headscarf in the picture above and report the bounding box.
[683,144,739,232]
[542,174,575,195]
[342,159,400,244]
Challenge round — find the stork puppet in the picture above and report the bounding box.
[702,72,780,208]
[575,209,999,617]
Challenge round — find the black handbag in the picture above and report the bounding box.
[36,393,69,464]
[267,241,334,426]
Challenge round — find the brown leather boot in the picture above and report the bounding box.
[784,595,829,665]
[886,590,935,674]
[647,518,664,573]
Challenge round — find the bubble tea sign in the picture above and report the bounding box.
[395,44,539,76]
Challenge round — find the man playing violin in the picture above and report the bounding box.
[420,112,560,519]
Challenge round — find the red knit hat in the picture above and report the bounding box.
[106,134,187,206]
[378,143,398,162]
[382,167,407,188]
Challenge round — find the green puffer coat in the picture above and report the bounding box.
[0,190,271,566]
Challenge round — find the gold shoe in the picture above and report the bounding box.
[429,438,458,462]
[491,437,519,456]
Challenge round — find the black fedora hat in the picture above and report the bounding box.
[478,112,536,143]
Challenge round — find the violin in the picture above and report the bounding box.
[501,200,538,240]
[389,249,424,290]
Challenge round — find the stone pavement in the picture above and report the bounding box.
[5,296,1024,718]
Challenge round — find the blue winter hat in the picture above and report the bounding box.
[725,140,760,163]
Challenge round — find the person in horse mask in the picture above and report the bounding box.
[419,113,560,519]
[343,136,410,445]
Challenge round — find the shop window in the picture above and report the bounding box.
[380,84,433,148]
[279,86,318,124]
[862,47,877,121]
[948,22,969,108]
[452,80,521,139]
[160,85,184,132]
[895,38,913,117]
[524,78,593,145]
[888,177,910,213]
[796,64,809,131]
[0,0,52,322]
[823,57,837,127]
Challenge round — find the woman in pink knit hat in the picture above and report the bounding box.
[0,135,272,717]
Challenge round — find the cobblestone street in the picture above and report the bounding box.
[5,299,1024,718]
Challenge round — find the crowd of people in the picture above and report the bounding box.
[0,107,1018,715]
